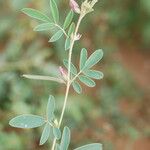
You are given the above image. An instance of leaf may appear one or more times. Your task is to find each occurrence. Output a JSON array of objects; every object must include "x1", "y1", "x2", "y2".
[
  {"x1": 34, "y1": 23, "x2": 55, "y2": 31},
  {"x1": 9, "y1": 114, "x2": 45, "y2": 129},
  {"x1": 84, "y1": 49, "x2": 103, "y2": 69},
  {"x1": 53, "y1": 127, "x2": 61, "y2": 140},
  {"x1": 63, "y1": 11, "x2": 74, "y2": 29},
  {"x1": 22, "y1": 8, "x2": 51, "y2": 22},
  {"x1": 63, "y1": 59, "x2": 77, "y2": 75},
  {"x1": 80, "y1": 48, "x2": 88, "y2": 70},
  {"x1": 49, "y1": 30, "x2": 63, "y2": 42},
  {"x1": 74, "y1": 143, "x2": 102, "y2": 150},
  {"x1": 60, "y1": 127, "x2": 70, "y2": 150},
  {"x1": 68, "y1": 22, "x2": 75, "y2": 36},
  {"x1": 40, "y1": 123, "x2": 51, "y2": 145},
  {"x1": 50, "y1": 0, "x2": 59, "y2": 23},
  {"x1": 47, "y1": 95, "x2": 55, "y2": 122},
  {"x1": 55, "y1": 144, "x2": 60, "y2": 150},
  {"x1": 83, "y1": 70, "x2": 104, "y2": 79},
  {"x1": 65, "y1": 38, "x2": 71, "y2": 50},
  {"x1": 72, "y1": 81, "x2": 82, "y2": 94},
  {"x1": 78, "y1": 75, "x2": 96, "y2": 87}
]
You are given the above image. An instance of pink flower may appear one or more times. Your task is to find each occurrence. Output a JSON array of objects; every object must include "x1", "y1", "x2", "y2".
[
  {"x1": 75, "y1": 33, "x2": 82, "y2": 41},
  {"x1": 69, "y1": 0, "x2": 80, "y2": 14},
  {"x1": 59, "y1": 66, "x2": 68, "y2": 80}
]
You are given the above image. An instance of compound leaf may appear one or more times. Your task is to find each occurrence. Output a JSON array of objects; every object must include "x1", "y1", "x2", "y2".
[
  {"x1": 68, "y1": 22, "x2": 75, "y2": 36},
  {"x1": 22, "y1": 8, "x2": 51, "y2": 22},
  {"x1": 9, "y1": 114, "x2": 45, "y2": 129},
  {"x1": 65, "y1": 38, "x2": 71, "y2": 50}
]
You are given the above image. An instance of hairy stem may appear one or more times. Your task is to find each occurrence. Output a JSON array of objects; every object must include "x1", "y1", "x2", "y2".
[{"x1": 51, "y1": 15, "x2": 83, "y2": 150}]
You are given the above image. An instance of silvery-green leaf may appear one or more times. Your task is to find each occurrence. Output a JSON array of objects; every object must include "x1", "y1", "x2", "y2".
[
  {"x1": 34, "y1": 23, "x2": 55, "y2": 31},
  {"x1": 63, "y1": 11, "x2": 74, "y2": 29},
  {"x1": 78, "y1": 75, "x2": 96, "y2": 87},
  {"x1": 40, "y1": 123, "x2": 51, "y2": 145},
  {"x1": 74, "y1": 143, "x2": 102, "y2": 150},
  {"x1": 60, "y1": 126, "x2": 70, "y2": 150},
  {"x1": 84, "y1": 49, "x2": 103, "y2": 69},
  {"x1": 83, "y1": 70, "x2": 104, "y2": 79},
  {"x1": 47, "y1": 95, "x2": 55, "y2": 122},
  {"x1": 22, "y1": 8, "x2": 51, "y2": 22},
  {"x1": 72, "y1": 81, "x2": 82, "y2": 94},
  {"x1": 53, "y1": 127, "x2": 61, "y2": 140},
  {"x1": 55, "y1": 144, "x2": 60, "y2": 150},
  {"x1": 65, "y1": 38, "x2": 71, "y2": 50},
  {"x1": 63, "y1": 59, "x2": 77, "y2": 75},
  {"x1": 50, "y1": 0, "x2": 59, "y2": 23},
  {"x1": 9, "y1": 114, "x2": 45, "y2": 129},
  {"x1": 49, "y1": 30, "x2": 63, "y2": 42},
  {"x1": 68, "y1": 22, "x2": 75, "y2": 36},
  {"x1": 80, "y1": 48, "x2": 87, "y2": 70}
]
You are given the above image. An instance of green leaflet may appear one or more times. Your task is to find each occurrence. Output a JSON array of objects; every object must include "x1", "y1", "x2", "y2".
[
  {"x1": 34, "y1": 23, "x2": 55, "y2": 31},
  {"x1": 72, "y1": 81, "x2": 82, "y2": 94},
  {"x1": 84, "y1": 49, "x2": 103, "y2": 69},
  {"x1": 47, "y1": 95, "x2": 55, "y2": 122},
  {"x1": 60, "y1": 127, "x2": 70, "y2": 150},
  {"x1": 63, "y1": 11, "x2": 74, "y2": 29},
  {"x1": 49, "y1": 30, "x2": 63, "y2": 42},
  {"x1": 53, "y1": 127, "x2": 61, "y2": 140},
  {"x1": 65, "y1": 38, "x2": 71, "y2": 50},
  {"x1": 63, "y1": 59, "x2": 77, "y2": 75},
  {"x1": 83, "y1": 70, "x2": 104, "y2": 80},
  {"x1": 68, "y1": 22, "x2": 75, "y2": 36},
  {"x1": 40, "y1": 123, "x2": 51, "y2": 145},
  {"x1": 55, "y1": 144, "x2": 60, "y2": 150},
  {"x1": 9, "y1": 114, "x2": 45, "y2": 129},
  {"x1": 78, "y1": 75, "x2": 96, "y2": 87},
  {"x1": 50, "y1": 0, "x2": 59, "y2": 23},
  {"x1": 80, "y1": 48, "x2": 88, "y2": 70},
  {"x1": 22, "y1": 8, "x2": 51, "y2": 22},
  {"x1": 74, "y1": 143, "x2": 102, "y2": 150}
]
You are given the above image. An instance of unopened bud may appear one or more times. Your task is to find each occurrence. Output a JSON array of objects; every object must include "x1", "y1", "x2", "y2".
[
  {"x1": 75, "y1": 33, "x2": 82, "y2": 41},
  {"x1": 59, "y1": 66, "x2": 68, "y2": 81},
  {"x1": 69, "y1": 0, "x2": 81, "y2": 14}
]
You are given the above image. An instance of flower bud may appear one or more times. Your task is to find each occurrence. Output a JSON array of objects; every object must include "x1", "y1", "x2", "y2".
[
  {"x1": 59, "y1": 66, "x2": 68, "y2": 81},
  {"x1": 75, "y1": 33, "x2": 82, "y2": 41},
  {"x1": 69, "y1": 0, "x2": 81, "y2": 14}
]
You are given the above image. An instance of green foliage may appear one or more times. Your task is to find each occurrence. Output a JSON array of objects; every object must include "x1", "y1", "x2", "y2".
[
  {"x1": 9, "y1": 114, "x2": 45, "y2": 128},
  {"x1": 34, "y1": 23, "x2": 55, "y2": 31},
  {"x1": 22, "y1": 8, "x2": 51, "y2": 22},
  {"x1": 63, "y1": 11, "x2": 74, "y2": 29},
  {"x1": 40, "y1": 123, "x2": 51, "y2": 145},
  {"x1": 74, "y1": 143, "x2": 102, "y2": 150},
  {"x1": 53, "y1": 127, "x2": 61, "y2": 140},
  {"x1": 72, "y1": 81, "x2": 82, "y2": 94},
  {"x1": 50, "y1": 0, "x2": 59, "y2": 23},
  {"x1": 80, "y1": 48, "x2": 88, "y2": 70},
  {"x1": 49, "y1": 30, "x2": 64, "y2": 42},
  {"x1": 83, "y1": 70, "x2": 104, "y2": 79},
  {"x1": 47, "y1": 95, "x2": 55, "y2": 122},
  {"x1": 59, "y1": 127, "x2": 70, "y2": 150}
]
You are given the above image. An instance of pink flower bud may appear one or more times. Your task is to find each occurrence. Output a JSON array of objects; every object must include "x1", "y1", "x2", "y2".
[
  {"x1": 75, "y1": 33, "x2": 82, "y2": 41},
  {"x1": 59, "y1": 66, "x2": 68, "y2": 80},
  {"x1": 69, "y1": 0, "x2": 80, "y2": 14}
]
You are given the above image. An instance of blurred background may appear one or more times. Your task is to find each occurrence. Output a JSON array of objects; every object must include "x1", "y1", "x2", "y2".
[{"x1": 0, "y1": 0, "x2": 150, "y2": 150}]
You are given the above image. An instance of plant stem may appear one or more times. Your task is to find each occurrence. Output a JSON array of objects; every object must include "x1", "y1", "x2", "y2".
[{"x1": 51, "y1": 15, "x2": 83, "y2": 150}]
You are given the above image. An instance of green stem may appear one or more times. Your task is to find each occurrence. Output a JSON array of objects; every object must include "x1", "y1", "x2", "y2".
[{"x1": 51, "y1": 15, "x2": 83, "y2": 150}]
